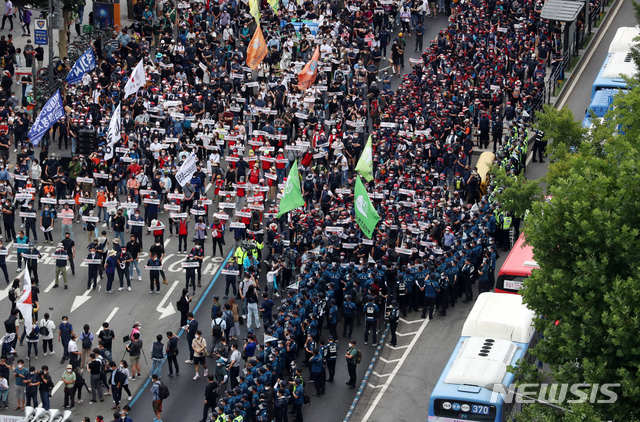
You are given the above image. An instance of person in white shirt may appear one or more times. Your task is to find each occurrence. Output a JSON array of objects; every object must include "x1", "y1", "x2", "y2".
[
  {"x1": 39, "y1": 313, "x2": 56, "y2": 356},
  {"x1": 68, "y1": 336, "x2": 80, "y2": 369},
  {"x1": 210, "y1": 313, "x2": 226, "y2": 351}
]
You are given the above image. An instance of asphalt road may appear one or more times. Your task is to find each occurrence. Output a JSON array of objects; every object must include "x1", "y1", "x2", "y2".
[
  {"x1": 125, "y1": 17, "x2": 452, "y2": 422},
  {"x1": 347, "y1": 2, "x2": 633, "y2": 422},
  {"x1": 0, "y1": 17, "x2": 449, "y2": 422}
]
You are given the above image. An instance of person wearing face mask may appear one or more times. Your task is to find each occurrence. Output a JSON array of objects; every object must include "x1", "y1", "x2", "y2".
[
  {"x1": 191, "y1": 330, "x2": 207, "y2": 380},
  {"x1": 23, "y1": 202, "x2": 37, "y2": 243},
  {"x1": 13, "y1": 358, "x2": 28, "y2": 411},
  {"x1": 62, "y1": 364, "x2": 76, "y2": 410},
  {"x1": 38, "y1": 365, "x2": 52, "y2": 410},
  {"x1": 2, "y1": 199, "x2": 16, "y2": 243},
  {"x1": 108, "y1": 361, "x2": 126, "y2": 411},
  {"x1": 60, "y1": 203, "x2": 74, "y2": 240},
  {"x1": 61, "y1": 232, "x2": 76, "y2": 276},
  {"x1": 128, "y1": 209, "x2": 144, "y2": 249},
  {"x1": 0, "y1": 239, "x2": 9, "y2": 284},
  {"x1": 24, "y1": 365, "x2": 40, "y2": 408},
  {"x1": 113, "y1": 209, "x2": 126, "y2": 246},
  {"x1": 40, "y1": 205, "x2": 55, "y2": 244}
]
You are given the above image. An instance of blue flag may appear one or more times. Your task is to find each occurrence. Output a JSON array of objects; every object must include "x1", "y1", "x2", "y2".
[
  {"x1": 66, "y1": 48, "x2": 96, "y2": 85},
  {"x1": 28, "y1": 90, "x2": 64, "y2": 146}
]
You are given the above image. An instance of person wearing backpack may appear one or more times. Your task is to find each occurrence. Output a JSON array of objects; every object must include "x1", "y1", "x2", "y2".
[
  {"x1": 25, "y1": 318, "x2": 39, "y2": 360},
  {"x1": 210, "y1": 311, "x2": 226, "y2": 353},
  {"x1": 98, "y1": 322, "x2": 115, "y2": 360},
  {"x1": 4, "y1": 308, "x2": 19, "y2": 349},
  {"x1": 150, "y1": 374, "x2": 165, "y2": 422},
  {"x1": 7, "y1": 279, "x2": 20, "y2": 316},
  {"x1": 150, "y1": 334, "x2": 165, "y2": 379},
  {"x1": 363, "y1": 296, "x2": 380, "y2": 346},
  {"x1": 222, "y1": 303, "x2": 235, "y2": 343},
  {"x1": 79, "y1": 324, "x2": 94, "y2": 368},
  {"x1": 345, "y1": 340, "x2": 359, "y2": 389}
]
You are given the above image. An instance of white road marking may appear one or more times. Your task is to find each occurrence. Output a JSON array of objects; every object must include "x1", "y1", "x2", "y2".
[
  {"x1": 387, "y1": 344, "x2": 409, "y2": 350},
  {"x1": 372, "y1": 371, "x2": 391, "y2": 378},
  {"x1": 361, "y1": 317, "x2": 430, "y2": 422},
  {"x1": 51, "y1": 380, "x2": 64, "y2": 396},
  {"x1": 44, "y1": 279, "x2": 57, "y2": 293},
  {"x1": 0, "y1": 284, "x2": 11, "y2": 302},
  {"x1": 378, "y1": 357, "x2": 401, "y2": 364},
  {"x1": 70, "y1": 289, "x2": 92, "y2": 312},
  {"x1": 105, "y1": 307, "x2": 119, "y2": 323},
  {"x1": 556, "y1": 0, "x2": 623, "y2": 110},
  {"x1": 157, "y1": 280, "x2": 180, "y2": 319},
  {"x1": 399, "y1": 318, "x2": 423, "y2": 324},
  {"x1": 164, "y1": 239, "x2": 171, "y2": 247},
  {"x1": 395, "y1": 331, "x2": 419, "y2": 337},
  {"x1": 367, "y1": 383, "x2": 384, "y2": 389}
]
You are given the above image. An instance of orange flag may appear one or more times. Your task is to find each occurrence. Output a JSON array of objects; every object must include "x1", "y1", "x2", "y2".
[
  {"x1": 297, "y1": 46, "x2": 320, "y2": 91},
  {"x1": 246, "y1": 24, "x2": 268, "y2": 70}
]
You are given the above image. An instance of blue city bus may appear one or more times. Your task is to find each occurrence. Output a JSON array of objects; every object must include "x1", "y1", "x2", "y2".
[
  {"x1": 428, "y1": 293, "x2": 538, "y2": 422},
  {"x1": 590, "y1": 27, "x2": 638, "y2": 100},
  {"x1": 582, "y1": 89, "x2": 621, "y2": 130}
]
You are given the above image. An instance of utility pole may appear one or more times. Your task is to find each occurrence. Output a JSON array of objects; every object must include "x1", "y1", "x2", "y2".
[{"x1": 48, "y1": 0, "x2": 53, "y2": 85}]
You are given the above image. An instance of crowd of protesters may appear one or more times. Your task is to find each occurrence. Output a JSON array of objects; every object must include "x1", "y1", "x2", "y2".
[{"x1": 0, "y1": 0, "x2": 561, "y2": 418}]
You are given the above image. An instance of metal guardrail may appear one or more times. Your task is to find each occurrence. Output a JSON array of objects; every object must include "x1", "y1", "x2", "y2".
[{"x1": 531, "y1": 0, "x2": 611, "y2": 116}]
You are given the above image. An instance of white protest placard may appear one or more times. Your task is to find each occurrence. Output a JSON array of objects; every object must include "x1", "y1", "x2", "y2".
[
  {"x1": 221, "y1": 269, "x2": 240, "y2": 276},
  {"x1": 82, "y1": 216, "x2": 100, "y2": 223},
  {"x1": 19, "y1": 212, "x2": 36, "y2": 218},
  {"x1": 77, "y1": 177, "x2": 94, "y2": 184},
  {"x1": 127, "y1": 219, "x2": 146, "y2": 226},
  {"x1": 181, "y1": 261, "x2": 200, "y2": 268},
  {"x1": 145, "y1": 265, "x2": 164, "y2": 270},
  {"x1": 79, "y1": 197, "x2": 96, "y2": 205}
]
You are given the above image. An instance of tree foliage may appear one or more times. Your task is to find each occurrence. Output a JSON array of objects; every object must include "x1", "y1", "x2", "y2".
[
  {"x1": 515, "y1": 403, "x2": 606, "y2": 422},
  {"x1": 522, "y1": 122, "x2": 640, "y2": 419},
  {"x1": 489, "y1": 165, "x2": 543, "y2": 218},
  {"x1": 534, "y1": 104, "x2": 587, "y2": 161}
]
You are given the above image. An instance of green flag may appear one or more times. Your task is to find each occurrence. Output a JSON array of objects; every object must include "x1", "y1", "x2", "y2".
[
  {"x1": 354, "y1": 176, "x2": 380, "y2": 238},
  {"x1": 355, "y1": 135, "x2": 373, "y2": 182},
  {"x1": 276, "y1": 160, "x2": 305, "y2": 218}
]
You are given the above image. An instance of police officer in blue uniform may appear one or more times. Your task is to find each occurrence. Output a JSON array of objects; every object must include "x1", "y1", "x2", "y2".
[
  {"x1": 324, "y1": 336, "x2": 338, "y2": 382},
  {"x1": 421, "y1": 274, "x2": 440, "y2": 320},
  {"x1": 363, "y1": 296, "x2": 379, "y2": 346},
  {"x1": 387, "y1": 301, "x2": 400, "y2": 347}
]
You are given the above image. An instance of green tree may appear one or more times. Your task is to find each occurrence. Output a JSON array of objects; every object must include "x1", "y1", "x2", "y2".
[
  {"x1": 522, "y1": 126, "x2": 640, "y2": 419},
  {"x1": 489, "y1": 165, "x2": 543, "y2": 217},
  {"x1": 534, "y1": 104, "x2": 586, "y2": 162},
  {"x1": 516, "y1": 403, "x2": 605, "y2": 422}
]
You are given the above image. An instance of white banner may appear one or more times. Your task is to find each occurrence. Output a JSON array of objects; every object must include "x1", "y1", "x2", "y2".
[
  {"x1": 176, "y1": 153, "x2": 198, "y2": 187},
  {"x1": 105, "y1": 103, "x2": 121, "y2": 161}
]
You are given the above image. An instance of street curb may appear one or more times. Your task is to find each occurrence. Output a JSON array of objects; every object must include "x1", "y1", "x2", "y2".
[
  {"x1": 343, "y1": 325, "x2": 390, "y2": 422},
  {"x1": 128, "y1": 247, "x2": 235, "y2": 408}
]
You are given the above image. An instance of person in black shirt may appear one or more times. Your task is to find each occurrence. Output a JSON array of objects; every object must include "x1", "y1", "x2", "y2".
[
  {"x1": 62, "y1": 233, "x2": 76, "y2": 276},
  {"x1": 87, "y1": 353, "x2": 104, "y2": 402}
]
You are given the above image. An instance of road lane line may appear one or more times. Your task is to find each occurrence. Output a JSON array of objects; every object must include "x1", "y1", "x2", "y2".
[
  {"x1": 399, "y1": 318, "x2": 423, "y2": 324},
  {"x1": 556, "y1": 0, "x2": 623, "y2": 110},
  {"x1": 128, "y1": 247, "x2": 234, "y2": 409},
  {"x1": 361, "y1": 317, "x2": 430, "y2": 422},
  {"x1": 105, "y1": 307, "x2": 119, "y2": 323},
  {"x1": 51, "y1": 380, "x2": 64, "y2": 396},
  {"x1": 395, "y1": 331, "x2": 419, "y2": 337},
  {"x1": 44, "y1": 279, "x2": 56, "y2": 293}
]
